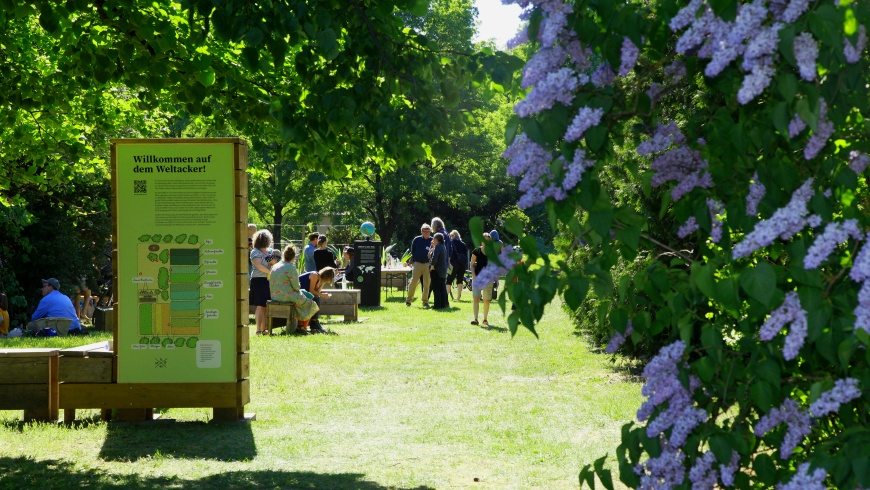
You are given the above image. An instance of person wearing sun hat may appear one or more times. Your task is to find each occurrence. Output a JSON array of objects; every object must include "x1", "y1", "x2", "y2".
[{"x1": 29, "y1": 278, "x2": 82, "y2": 335}]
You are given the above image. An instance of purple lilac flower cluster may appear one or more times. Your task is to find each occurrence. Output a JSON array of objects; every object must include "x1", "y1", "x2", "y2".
[
  {"x1": 639, "y1": 122, "x2": 713, "y2": 202},
  {"x1": 759, "y1": 291, "x2": 808, "y2": 361},
  {"x1": 844, "y1": 25, "x2": 867, "y2": 63},
  {"x1": 637, "y1": 341, "x2": 706, "y2": 448},
  {"x1": 514, "y1": 67, "x2": 579, "y2": 118},
  {"x1": 471, "y1": 245, "x2": 516, "y2": 289},
  {"x1": 807, "y1": 214, "x2": 822, "y2": 228},
  {"x1": 707, "y1": 198, "x2": 724, "y2": 243},
  {"x1": 808, "y1": 378, "x2": 862, "y2": 417},
  {"x1": 788, "y1": 114, "x2": 807, "y2": 138},
  {"x1": 605, "y1": 320, "x2": 633, "y2": 354},
  {"x1": 564, "y1": 107, "x2": 604, "y2": 142},
  {"x1": 803, "y1": 99, "x2": 833, "y2": 160},
  {"x1": 688, "y1": 451, "x2": 718, "y2": 489},
  {"x1": 689, "y1": 450, "x2": 739, "y2": 489},
  {"x1": 637, "y1": 121, "x2": 685, "y2": 156},
  {"x1": 664, "y1": 60, "x2": 686, "y2": 82},
  {"x1": 850, "y1": 151, "x2": 870, "y2": 174},
  {"x1": 635, "y1": 444, "x2": 686, "y2": 490},
  {"x1": 678, "y1": 217, "x2": 699, "y2": 239},
  {"x1": 669, "y1": 0, "x2": 820, "y2": 105},
  {"x1": 591, "y1": 63, "x2": 616, "y2": 87},
  {"x1": 746, "y1": 172, "x2": 765, "y2": 216},
  {"x1": 754, "y1": 398, "x2": 812, "y2": 459},
  {"x1": 803, "y1": 219, "x2": 862, "y2": 269},
  {"x1": 776, "y1": 462, "x2": 826, "y2": 490},
  {"x1": 619, "y1": 37, "x2": 639, "y2": 76},
  {"x1": 851, "y1": 234, "x2": 870, "y2": 334},
  {"x1": 793, "y1": 32, "x2": 819, "y2": 81},
  {"x1": 732, "y1": 178, "x2": 815, "y2": 259}
]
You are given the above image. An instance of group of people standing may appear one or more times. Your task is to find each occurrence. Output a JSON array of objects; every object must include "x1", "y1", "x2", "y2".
[
  {"x1": 250, "y1": 228, "x2": 352, "y2": 335},
  {"x1": 405, "y1": 217, "x2": 500, "y2": 326}
]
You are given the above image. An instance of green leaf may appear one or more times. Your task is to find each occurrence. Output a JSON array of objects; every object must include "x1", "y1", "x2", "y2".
[
  {"x1": 753, "y1": 453, "x2": 778, "y2": 486},
  {"x1": 585, "y1": 125, "x2": 607, "y2": 151},
  {"x1": 564, "y1": 276, "x2": 590, "y2": 311},
  {"x1": 691, "y1": 263, "x2": 716, "y2": 299},
  {"x1": 196, "y1": 67, "x2": 216, "y2": 87},
  {"x1": 751, "y1": 380, "x2": 773, "y2": 412},
  {"x1": 469, "y1": 216, "x2": 484, "y2": 247},
  {"x1": 776, "y1": 73, "x2": 798, "y2": 102},
  {"x1": 739, "y1": 261, "x2": 777, "y2": 307},
  {"x1": 504, "y1": 216, "x2": 524, "y2": 237}
]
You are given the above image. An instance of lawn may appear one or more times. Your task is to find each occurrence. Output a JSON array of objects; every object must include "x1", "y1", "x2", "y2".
[{"x1": 0, "y1": 293, "x2": 641, "y2": 489}]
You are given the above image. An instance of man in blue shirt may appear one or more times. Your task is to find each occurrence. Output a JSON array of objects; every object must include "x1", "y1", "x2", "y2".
[
  {"x1": 405, "y1": 223, "x2": 433, "y2": 307},
  {"x1": 303, "y1": 232, "x2": 319, "y2": 273},
  {"x1": 29, "y1": 278, "x2": 82, "y2": 334}
]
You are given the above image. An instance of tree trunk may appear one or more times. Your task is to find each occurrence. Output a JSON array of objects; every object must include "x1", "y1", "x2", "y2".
[{"x1": 272, "y1": 203, "x2": 284, "y2": 249}]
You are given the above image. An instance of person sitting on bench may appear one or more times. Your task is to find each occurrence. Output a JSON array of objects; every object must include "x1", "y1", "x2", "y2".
[
  {"x1": 29, "y1": 278, "x2": 83, "y2": 335},
  {"x1": 270, "y1": 245, "x2": 320, "y2": 332}
]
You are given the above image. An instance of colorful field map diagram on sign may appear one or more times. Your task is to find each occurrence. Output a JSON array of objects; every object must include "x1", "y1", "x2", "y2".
[{"x1": 136, "y1": 233, "x2": 203, "y2": 347}]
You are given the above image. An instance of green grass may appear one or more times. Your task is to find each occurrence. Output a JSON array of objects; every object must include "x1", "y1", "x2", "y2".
[{"x1": 0, "y1": 293, "x2": 641, "y2": 489}]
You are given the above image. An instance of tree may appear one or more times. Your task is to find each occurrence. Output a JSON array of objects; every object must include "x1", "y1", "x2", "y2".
[{"x1": 491, "y1": 0, "x2": 870, "y2": 488}]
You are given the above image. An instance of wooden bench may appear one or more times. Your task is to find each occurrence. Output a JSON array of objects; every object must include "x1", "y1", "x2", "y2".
[
  {"x1": 319, "y1": 289, "x2": 360, "y2": 322},
  {"x1": 0, "y1": 348, "x2": 60, "y2": 422},
  {"x1": 265, "y1": 301, "x2": 299, "y2": 335},
  {"x1": 58, "y1": 341, "x2": 114, "y2": 423}
]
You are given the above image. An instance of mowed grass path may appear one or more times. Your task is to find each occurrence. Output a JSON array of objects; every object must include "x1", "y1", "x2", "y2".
[{"x1": 0, "y1": 294, "x2": 641, "y2": 489}]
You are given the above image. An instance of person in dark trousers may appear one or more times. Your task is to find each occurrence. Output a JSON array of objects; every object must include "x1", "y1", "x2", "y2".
[
  {"x1": 427, "y1": 217, "x2": 451, "y2": 304},
  {"x1": 447, "y1": 230, "x2": 468, "y2": 301},
  {"x1": 429, "y1": 233, "x2": 450, "y2": 309}
]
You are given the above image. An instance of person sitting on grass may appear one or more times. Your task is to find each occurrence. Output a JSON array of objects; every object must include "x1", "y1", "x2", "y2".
[
  {"x1": 29, "y1": 278, "x2": 83, "y2": 335},
  {"x1": 270, "y1": 245, "x2": 320, "y2": 333},
  {"x1": 299, "y1": 267, "x2": 336, "y2": 334}
]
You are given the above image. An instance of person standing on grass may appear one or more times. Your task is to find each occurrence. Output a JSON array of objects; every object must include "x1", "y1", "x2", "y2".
[
  {"x1": 447, "y1": 230, "x2": 468, "y2": 301},
  {"x1": 405, "y1": 223, "x2": 433, "y2": 307},
  {"x1": 313, "y1": 235, "x2": 339, "y2": 271},
  {"x1": 250, "y1": 229, "x2": 279, "y2": 335},
  {"x1": 299, "y1": 267, "x2": 336, "y2": 334},
  {"x1": 270, "y1": 245, "x2": 319, "y2": 333},
  {"x1": 303, "y1": 232, "x2": 319, "y2": 273},
  {"x1": 469, "y1": 233, "x2": 493, "y2": 326},
  {"x1": 429, "y1": 233, "x2": 450, "y2": 309},
  {"x1": 427, "y1": 217, "x2": 451, "y2": 304}
]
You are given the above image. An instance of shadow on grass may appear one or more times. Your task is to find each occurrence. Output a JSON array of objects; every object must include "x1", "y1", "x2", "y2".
[
  {"x1": 0, "y1": 456, "x2": 435, "y2": 489},
  {"x1": 99, "y1": 420, "x2": 257, "y2": 462},
  {"x1": 479, "y1": 323, "x2": 509, "y2": 333}
]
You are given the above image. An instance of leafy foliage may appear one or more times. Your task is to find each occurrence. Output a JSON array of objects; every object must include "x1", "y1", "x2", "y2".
[{"x1": 497, "y1": 0, "x2": 870, "y2": 488}]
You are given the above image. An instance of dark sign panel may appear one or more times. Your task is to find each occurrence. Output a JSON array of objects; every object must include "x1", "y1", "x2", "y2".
[{"x1": 354, "y1": 240, "x2": 383, "y2": 307}]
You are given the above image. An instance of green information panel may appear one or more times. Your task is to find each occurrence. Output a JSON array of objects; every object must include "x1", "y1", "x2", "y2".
[{"x1": 115, "y1": 141, "x2": 237, "y2": 383}]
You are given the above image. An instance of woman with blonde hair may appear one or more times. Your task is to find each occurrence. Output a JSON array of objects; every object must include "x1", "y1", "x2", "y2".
[
  {"x1": 250, "y1": 229, "x2": 279, "y2": 335},
  {"x1": 270, "y1": 245, "x2": 320, "y2": 333}
]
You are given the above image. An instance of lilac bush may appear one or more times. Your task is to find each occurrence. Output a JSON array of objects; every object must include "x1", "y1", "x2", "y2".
[{"x1": 494, "y1": 0, "x2": 870, "y2": 488}]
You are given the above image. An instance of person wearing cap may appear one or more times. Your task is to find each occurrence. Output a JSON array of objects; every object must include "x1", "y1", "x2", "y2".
[
  {"x1": 29, "y1": 278, "x2": 82, "y2": 334},
  {"x1": 405, "y1": 223, "x2": 433, "y2": 307}
]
